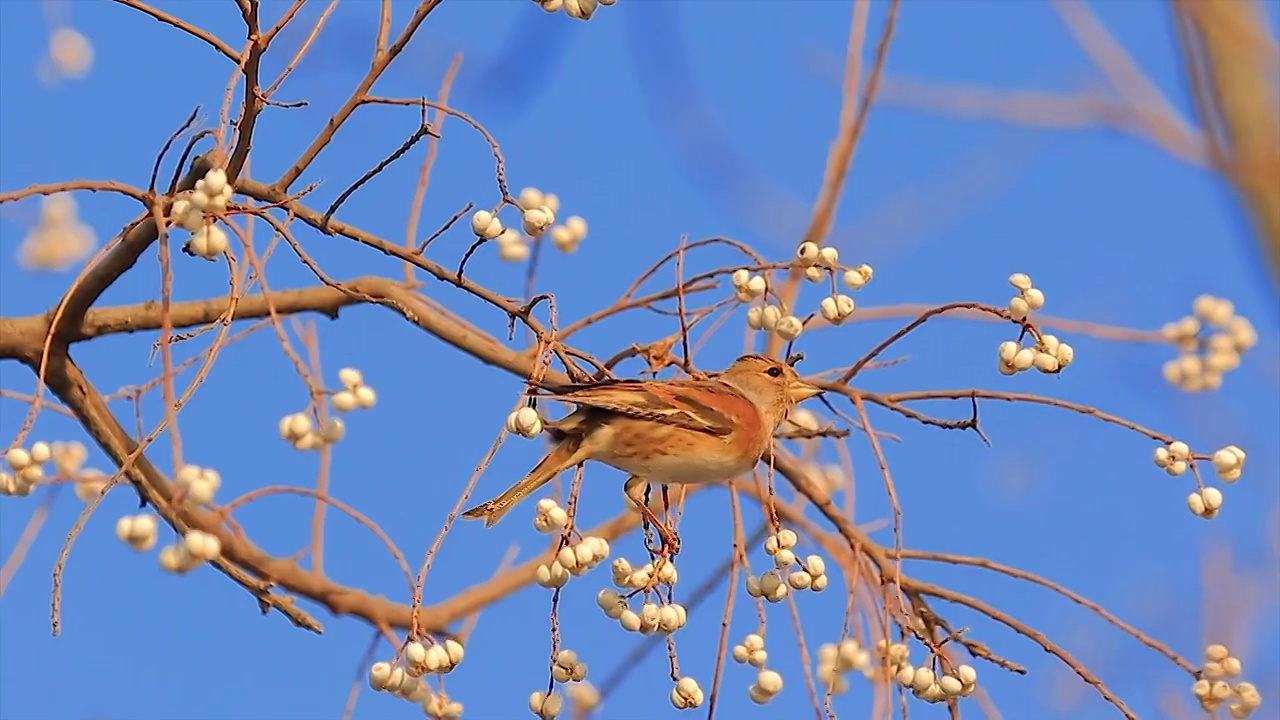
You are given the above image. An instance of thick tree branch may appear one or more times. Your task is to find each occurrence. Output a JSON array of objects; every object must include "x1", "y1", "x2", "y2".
[
  {"x1": 17, "y1": 282, "x2": 362, "y2": 344},
  {"x1": 51, "y1": 158, "x2": 212, "y2": 345}
]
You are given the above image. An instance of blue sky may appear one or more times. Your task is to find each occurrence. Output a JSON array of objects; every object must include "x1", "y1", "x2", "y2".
[{"x1": 2, "y1": 1, "x2": 1278, "y2": 719}]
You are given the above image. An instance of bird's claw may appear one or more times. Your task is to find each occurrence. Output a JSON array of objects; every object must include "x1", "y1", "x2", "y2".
[
  {"x1": 638, "y1": 505, "x2": 680, "y2": 557},
  {"x1": 656, "y1": 524, "x2": 680, "y2": 557}
]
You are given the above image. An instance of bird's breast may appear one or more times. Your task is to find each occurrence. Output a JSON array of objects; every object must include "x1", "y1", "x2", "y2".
[{"x1": 587, "y1": 417, "x2": 766, "y2": 484}]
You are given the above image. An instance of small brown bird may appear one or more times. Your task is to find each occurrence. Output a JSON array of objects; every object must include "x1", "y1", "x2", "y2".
[{"x1": 461, "y1": 354, "x2": 821, "y2": 536}]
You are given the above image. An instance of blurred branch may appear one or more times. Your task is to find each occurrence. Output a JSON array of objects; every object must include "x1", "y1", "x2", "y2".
[
  {"x1": 1172, "y1": 0, "x2": 1280, "y2": 286},
  {"x1": 876, "y1": 77, "x2": 1208, "y2": 166}
]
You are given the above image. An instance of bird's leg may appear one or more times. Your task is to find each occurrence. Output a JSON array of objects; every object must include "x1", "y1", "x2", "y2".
[
  {"x1": 641, "y1": 485, "x2": 680, "y2": 557},
  {"x1": 637, "y1": 501, "x2": 680, "y2": 557},
  {"x1": 659, "y1": 484, "x2": 682, "y2": 556},
  {"x1": 624, "y1": 476, "x2": 681, "y2": 557},
  {"x1": 627, "y1": 476, "x2": 686, "y2": 556}
]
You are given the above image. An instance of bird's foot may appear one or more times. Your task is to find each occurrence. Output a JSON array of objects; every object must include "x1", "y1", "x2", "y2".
[{"x1": 638, "y1": 503, "x2": 680, "y2": 557}]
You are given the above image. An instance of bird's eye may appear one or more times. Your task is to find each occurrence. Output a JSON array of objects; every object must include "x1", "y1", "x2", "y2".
[{"x1": 766, "y1": 366, "x2": 783, "y2": 378}]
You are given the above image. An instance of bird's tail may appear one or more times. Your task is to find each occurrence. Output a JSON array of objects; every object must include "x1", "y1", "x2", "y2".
[{"x1": 461, "y1": 438, "x2": 585, "y2": 528}]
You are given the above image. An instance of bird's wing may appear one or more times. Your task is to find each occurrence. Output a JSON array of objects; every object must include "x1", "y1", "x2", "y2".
[{"x1": 549, "y1": 379, "x2": 741, "y2": 436}]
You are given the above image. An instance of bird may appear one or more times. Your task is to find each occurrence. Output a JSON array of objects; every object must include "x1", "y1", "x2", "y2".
[{"x1": 461, "y1": 354, "x2": 822, "y2": 547}]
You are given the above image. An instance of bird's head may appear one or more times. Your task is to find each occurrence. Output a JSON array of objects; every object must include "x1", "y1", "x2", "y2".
[{"x1": 719, "y1": 353, "x2": 822, "y2": 426}]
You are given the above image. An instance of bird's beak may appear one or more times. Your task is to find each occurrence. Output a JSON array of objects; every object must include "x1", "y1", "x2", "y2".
[{"x1": 788, "y1": 380, "x2": 822, "y2": 403}]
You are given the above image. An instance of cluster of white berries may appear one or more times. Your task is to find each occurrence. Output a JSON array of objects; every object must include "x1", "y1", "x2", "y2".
[
  {"x1": 549, "y1": 217, "x2": 589, "y2": 254},
  {"x1": 51, "y1": 441, "x2": 87, "y2": 475},
  {"x1": 797, "y1": 242, "x2": 875, "y2": 290},
  {"x1": 748, "y1": 668, "x2": 784, "y2": 705},
  {"x1": 783, "y1": 408, "x2": 818, "y2": 434},
  {"x1": 533, "y1": 498, "x2": 570, "y2": 533},
  {"x1": 18, "y1": 193, "x2": 96, "y2": 272},
  {"x1": 2, "y1": 442, "x2": 51, "y2": 496},
  {"x1": 3, "y1": 440, "x2": 107, "y2": 500},
  {"x1": 370, "y1": 662, "x2": 438, "y2": 706},
  {"x1": 816, "y1": 639, "x2": 874, "y2": 694},
  {"x1": 875, "y1": 639, "x2": 911, "y2": 673},
  {"x1": 669, "y1": 677, "x2": 704, "y2": 710},
  {"x1": 783, "y1": 413, "x2": 850, "y2": 495},
  {"x1": 470, "y1": 208, "x2": 505, "y2": 240},
  {"x1": 174, "y1": 463, "x2": 221, "y2": 505},
  {"x1": 795, "y1": 241, "x2": 839, "y2": 281},
  {"x1": 114, "y1": 514, "x2": 159, "y2": 552},
  {"x1": 744, "y1": 570, "x2": 787, "y2": 603},
  {"x1": 369, "y1": 641, "x2": 465, "y2": 719},
  {"x1": 746, "y1": 304, "x2": 805, "y2": 341},
  {"x1": 1193, "y1": 644, "x2": 1262, "y2": 717},
  {"x1": 1186, "y1": 485, "x2": 1226, "y2": 520},
  {"x1": 529, "y1": 691, "x2": 563, "y2": 719},
  {"x1": 894, "y1": 661, "x2": 978, "y2": 703},
  {"x1": 172, "y1": 168, "x2": 234, "y2": 261},
  {"x1": 814, "y1": 464, "x2": 847, "y2": 497},
  {"x1": 741, "y1": 243, "x2": 874, "y2": 337},
  {"x1": 843, "y1": 263, "x2": 874, "y2": 291},
  {"x1": 537, "y1": 0, "x2": 617, "y2": 21},
  {"x1": 494, "y1": 228, "x2": 532, "y2": 263},
  {"x1": 421, "y1": 693, "x2": 464, "y2": 720},
  {"x1": 158, "y1": 530, "x2": 222, "y2": 573},
  {"x1": 520, "y1": 188, "x2": 558, "y2": 236},
  {"x1": 876, "y1": 640, "x2": 977, "y2": 704},
  {"x1": 1153, "y1": 441, "x2": 1246, "y2": 519},
  {"x1": 596, "y1": 588, "x2": 688, "y2": 634},
  {"x1": 732, "y1": 633, "x2": 768, "y2": 668},
  {"x1": 44, "y1": 26, "x2": 94, "y2": 81},
  {"x1": 731, "y1": 269, "x2": 769, "y2": 303},
  {"x1": 551, "y1": 648, "x2": 589, "y2": 684},
  {"x1": 1185, "y1": 488, "x2": 1224, "y2": 521},
  {"x1": 746, "y1": 529, "x2": 828, "y2": 602},
  {"x1": 1211, "y1": 445, "x2": 1247, "y2": 482},
  {"x1": 1161, "y1": 295, "x2": 1258, "y2": 393},
  {"x1": 1005, "y1": 273, "x2": 1045, "y2": 321},
  {"x1": 602, "y1": 560, "x2": 687, "y2": 636},
  {"x1": 278, "y1": 411, "x2": 345, "y2": 451},
  {"x1": 523, "y1": 187, "x2": 587, "y2": 254},
  {"x1": 114, "y1": 486, "x2": 224, "y2": 572},
  {"x1": 819, "y1": 293, "x2": 857, "y2": 325},
  {"x1": 997, "y1": 333, "x2": 1074, "y2": 376},
  {"x1": 566, "y1": 683, "x2": 601, "y2": 713},
  {"x1": 535, "y1": 536, "x2": 611, "y2": 588},
  {"x1": 485, "y1": 187, "x2": 589, "y2": 262},
  {"x1": 611, "y1": 557, "x2": 678, "y2": 589},
  {"x1": 1153, "y1": 440, "x2": 1194, "y2": 477},
  {"x1": 405, "y1": 639, "x2": 466, "y2": 676},
  {"x1": 73, "y1": 469, "x2": 110, "y2": 502},
  {"x1": 506, "y1": 407, "x2": 544, "y2": 438},
  {"x1": 730, "y1": 634, "x2": 783, "y2": 705},
  {"x1": 332, "y1": 368, "x2": 378, "y2": 413}
]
